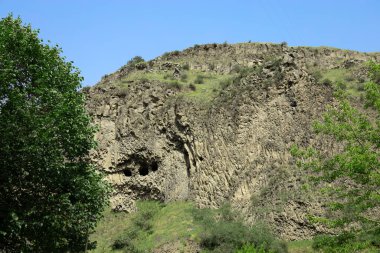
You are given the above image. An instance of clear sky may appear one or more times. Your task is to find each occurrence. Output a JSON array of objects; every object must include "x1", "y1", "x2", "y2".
[{"x1": 1, "y1": 0, "x2": 379, "y2": 86}]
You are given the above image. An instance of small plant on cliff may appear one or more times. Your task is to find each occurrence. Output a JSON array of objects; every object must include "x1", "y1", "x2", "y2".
[
  {"x1": 125, "y1": 56, "x2": 145, "y2": 71},
  {"x1": 0, "y1": 15, "x2": 110, "y2": 252},
  {"x1": 291, "y1": 62, "x2": 380, "y2": 252}
]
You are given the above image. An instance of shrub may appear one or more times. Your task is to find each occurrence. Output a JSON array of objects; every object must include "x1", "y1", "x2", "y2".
[
  {"x1": 344, "y1": 74, "x2": 355, "y2": 82},
  {"x1": 335, "y1": 80, "x2": 347, "y2": 89},
  {"x1": 189, "y1": 83, "x2": 196, "y2": 91},
  {"x1": 357, "y1": 82, "x2": 365, "y2": 91},
  {"x1": 311, "y1": 70, "x2": 322, "y2": 82},
  {"x1": 127, "y1": 56, "x2": 144, "y2": 67},
  {"x1": 192, "y1": 204, "x2": 287, "y2": 253},
  {"x1": 168, "y1": 81, "x2": 182, "y2": 90},
  {"x1": 172, "y1": 50, "x2": 180, "y2": 56},
  {"x1": 195, "y1": 75, "x2": 205, "y2": 84},
  {"x1": 180, "y1": 73, "x2": 188, "y2": 82},
  {"x1": 115, "y1": 88, "x2": 128, "y2": 97},
  {"x1": 218, "y1": 78, "x2": 233, "y2": 90},
  {"x1": 182, "y1": 63, "x2": 190, "y2": 70},
  {"x1": 236, "y1": 244, "x2": 274, "y2": 253},
  {"x1": 232, "y1": 65, "x2": 243, "y2": 74},
  {"x1": 322, "y1": 78, "x2": 333, "y2": 86},
  {"x1": 139, "y1": 77, "x2": 149, "y2": 83},
  {"x1": 135, "y1": 61, "x2": 147, "y2": 70}
]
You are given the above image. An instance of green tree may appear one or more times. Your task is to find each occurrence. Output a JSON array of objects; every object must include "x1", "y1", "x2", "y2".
[
  {"x1": 291, "y1": 62, "x2": 380, "y2": 251},
  {"x1": 0, "y1": 15, "x2": 109, "y2": 252}
]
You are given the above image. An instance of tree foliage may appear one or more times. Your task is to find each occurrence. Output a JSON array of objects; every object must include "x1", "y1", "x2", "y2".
[
  {"x1": 0, "y1": 15, "x2": 109, "y2": 252},
  {"x1": 291, "y1": 62, "x2": 380, "y2": 250}
]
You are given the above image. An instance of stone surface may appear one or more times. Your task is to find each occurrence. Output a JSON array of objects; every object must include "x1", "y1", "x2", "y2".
[{"x1": 85, "y1": 43, "x2": 379, "y2": 240}]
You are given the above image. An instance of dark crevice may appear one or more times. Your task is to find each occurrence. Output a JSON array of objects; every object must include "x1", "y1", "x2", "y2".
[
  {"x1": 151, "y1": 161, "x2": 159, "y2": 172},
  {"x1": 139, "y1": 167, "x2": 149, "y2": 176},
  {"x1": 123, "y1": 169, "x2": 132, "y2": 177},
  {"x1": 117, "y1": 154, "x2": 160, "y2": 177},
  {"x1": 184, "y1": 149, "x2": 191, "y2": 177}
]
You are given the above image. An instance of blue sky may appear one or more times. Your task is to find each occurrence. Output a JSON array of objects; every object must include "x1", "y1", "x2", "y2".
[{"x1": 1, "y1": 0, "x2": 379, "y2": 86}]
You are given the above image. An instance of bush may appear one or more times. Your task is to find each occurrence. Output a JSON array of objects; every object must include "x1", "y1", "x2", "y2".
[
  {"x1": 139, "y1": 77, "x2": 149, "y2": 83},
  {"x1": 182, "y1": 63, "x2": 190, "y2": 70},
  {"x1": 172, "y1": 50, "x2": 180, "y2": 56},
  {"x1": 163, "y1": 73, "x2": 173, "y2": 80},
  {"x1": 195, "y1": 74, "x2": 205, "y2": 84},
  {"x1": 127, "y1": 56, "x2": 145, "y2": 68},
  {"x1": 311, "y1": 71, "x2": 322, "y2": 82},
  {"x1": 180, "y1": 73, "x2": 188, "y2": 82},
  {"x1": 335, "y1": 80, "x2": 347, "y2": 89},
  {"x1": 168, "y1": 81, "x2": 182, "y2": 90},
  {"x1": 192, "y1": 204, "x2": 287, "y2": 253},
  {"x1": 322, "y1": 78, "x2": 333, "y2": 86},
  {"x1": 189, "y1": 83, "x2": 196, "y2": 91},
  {"x1": 344, "y1": 74, "x2": 355, "y2": 82},
  {"x1": 236, "y1": 244, "x2": 274, "y2": 253}
]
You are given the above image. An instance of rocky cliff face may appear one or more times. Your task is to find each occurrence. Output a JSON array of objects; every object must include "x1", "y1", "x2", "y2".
[{"x1": 84, "y1": 43, "x2": 379, "y2": 240}]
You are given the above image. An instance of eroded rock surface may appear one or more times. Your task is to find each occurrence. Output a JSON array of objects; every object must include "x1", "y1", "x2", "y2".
[{"x1": 85, "y1": 43, "x2": 379, "y2": 239}]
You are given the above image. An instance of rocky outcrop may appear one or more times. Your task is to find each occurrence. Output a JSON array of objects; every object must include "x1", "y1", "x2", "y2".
[{"x1": 85, "y1": 43, "x2": 378, "y2": 240}]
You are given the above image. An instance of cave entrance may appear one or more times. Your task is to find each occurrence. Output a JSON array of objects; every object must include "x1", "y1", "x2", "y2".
[
  {"x1": 151, "y1": 161, "x2": 159, "y2": 172},
  {"x1": 123, "y1": 169, "x2": 132, "y2": 177},
  {"x1": 139, "y1": 166, "x2": 149, "y2": 176}
]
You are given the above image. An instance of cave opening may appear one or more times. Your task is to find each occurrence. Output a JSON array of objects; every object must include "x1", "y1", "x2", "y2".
[
  {"x1": 184, "y1": 150, "x2": 191, "y2": 177},
  {"x1": 139, "y1": 167, "x2": 149, "y2": 176},
  {"x1": 123, "y1": 169, "x2": 132, "y2": 177},
  {"x1": 151, "y1": 161, "x2": 159, "y2": 172}
]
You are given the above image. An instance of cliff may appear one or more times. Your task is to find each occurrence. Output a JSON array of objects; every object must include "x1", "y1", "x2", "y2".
[{"x1": 84, "y1": 42, "x2": 379, "y2": 240}]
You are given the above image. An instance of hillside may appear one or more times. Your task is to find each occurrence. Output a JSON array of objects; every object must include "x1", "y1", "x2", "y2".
[{"x1": 84, "y1": 42, "x2": 380, "y2": 243}]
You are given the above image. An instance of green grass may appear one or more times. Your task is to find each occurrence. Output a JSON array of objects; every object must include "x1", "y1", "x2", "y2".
[
  {"x1": 288, "y1": 240, "x2": 314, "y2": 253},
  {"x1": 319, "y1": 68, "x2": 367, "y2": 97},
  {"x1": 89, "y1": 201, "x2": 199, "y2": 253},
  {"x1": 89, "y1": 208, "x2": 132, "y2": 253},
  {"x1": 135, "y1": 201, "x2": 200, "y2": 252},
  {"x1": 116, "y1": 69, "x2": 234, "y2": 102}
]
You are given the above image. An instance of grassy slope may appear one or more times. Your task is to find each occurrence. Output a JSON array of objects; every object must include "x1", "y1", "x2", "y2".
[
  {"x1": 115, "y1": 69, "x2": 234, "y2": 103},
  {"x1": 288, "y1": 240, "x2": 314, "y2": 253},
  {"x1": 319, "y1": 68, "x2": 367, "y2": 97},
  {"x1": 89, "y1": 201, "x2": 199, "y2": 253},
  {"x1": 91, "y1": 200, "x2": 311, "y2": 253},
  {"x1": 89, "y1": 209, "x2": 132, "y2": 253}
]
